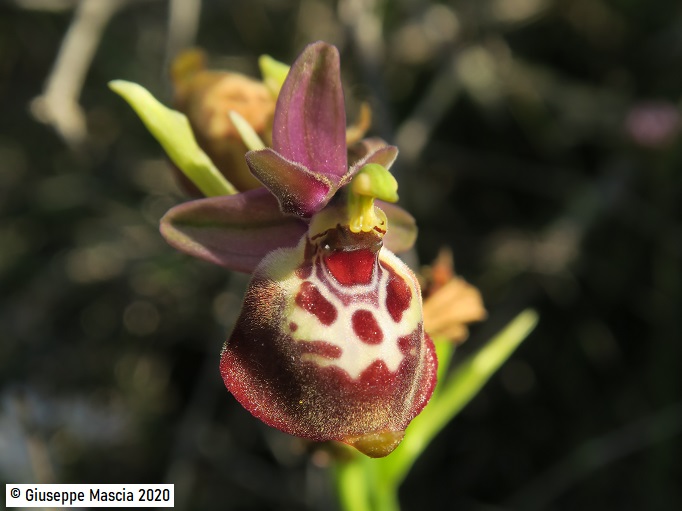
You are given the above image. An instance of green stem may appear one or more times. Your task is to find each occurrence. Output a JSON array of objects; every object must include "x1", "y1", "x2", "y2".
[
  {"x1": 336, "y1": 455, "x2": 401, "y2": 511},
  {"x1": 373, "y1": 481, "x2": 401, "y2": 511},
  {"x1": 377, "y1": 309, "x2": 539, "y2": 485},
  {"x1": 336, "y1": 456, "x2": 373, "y2": 511},
  {"x1": 334, "y1": 309, "x2": 539, "y2": 511}
]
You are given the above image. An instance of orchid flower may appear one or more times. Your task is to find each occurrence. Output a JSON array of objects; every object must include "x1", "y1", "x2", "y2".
[
  {"x1": 109, "y1": 42, "x2": 541, "y2": 511},
  {"x1": 112, "y1": 41, "x2": 437, "y2": 458}
]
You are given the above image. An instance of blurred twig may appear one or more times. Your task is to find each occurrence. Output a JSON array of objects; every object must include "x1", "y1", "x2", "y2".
[
  {"x1": 30, "y1": 0, "x2": 130, "y2": 150},
  {"x1": 508, "y1": 401, "x2": 682, "y2": 510},
  {"x1": 394, "y1": 51, "x2": 463, "y2": 167},
  {"x1": 164, "y1": 0, "x2": 202, "y2": 78},
  {"x1": 338, "y1": 0, "x2": 393, "y2": 141},
  {"x1": 164, "y1": 345, "x2": 223, "y2": 510},
  {"x1": 12, "y1": 0, "x2": 79, "y2": 10},
  {"x1": 12, "y1": 391, "x2": 57, "y2": 484}
]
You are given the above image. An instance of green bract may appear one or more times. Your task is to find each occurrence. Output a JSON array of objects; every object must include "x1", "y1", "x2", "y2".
[
  {"x1": 109, "y1": 80, "x2": 236, "y2": 197},
  {"x1": 258, "y1": 55, "x2": 290, "y2": 97}
]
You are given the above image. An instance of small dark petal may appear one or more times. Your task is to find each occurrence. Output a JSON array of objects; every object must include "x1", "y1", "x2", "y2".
[
  {"x1": 341, "y1": 141, "x2": 399, "y2": 187},
  {"x1": 347, "y1": 137, "x2": 396, "y2": 167},
  {"x1": 246, "y1": 148, "x2": 335, "y2": 218}
]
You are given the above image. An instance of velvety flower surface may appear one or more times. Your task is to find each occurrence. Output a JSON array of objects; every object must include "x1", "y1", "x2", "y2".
[
  {"x1": 223, "y1": 223, "x2": 437, "y2": 457},
  {"x1": 162, "y1": 41, "x2": 436, "y2": 457}
]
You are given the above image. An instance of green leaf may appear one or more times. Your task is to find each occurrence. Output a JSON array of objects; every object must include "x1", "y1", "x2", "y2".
[
  {"x1": 432, "y1": 336, "x2": 456, "y2": 397},
  {"x1": 334, "y1": 309, "x2": 539, "y2": 511},
  {"x1": 109, "y1": 80, "x2": 236, "y2": 197},
  {"x1": 377, "y1": 309, "x2": 539, "y2": 485}
]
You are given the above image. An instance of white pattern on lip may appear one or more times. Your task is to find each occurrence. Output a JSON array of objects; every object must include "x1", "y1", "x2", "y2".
[{"x1": 273, "y1": 236, "x2": 422, "y2": 380}]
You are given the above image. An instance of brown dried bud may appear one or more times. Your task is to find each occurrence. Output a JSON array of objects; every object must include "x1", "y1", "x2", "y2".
[
  {"x1": 171, "y1": 49, "x2": 276, "y2": 192},
  {"x1": 422, "y1": 248, "x2": 487, "y2": 343}
]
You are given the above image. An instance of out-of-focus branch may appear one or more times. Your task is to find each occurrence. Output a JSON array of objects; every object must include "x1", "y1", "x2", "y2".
[
  {"x1": 30, "y1": 0, "x2": 130, "y2": 149},
  {"x1": 164, "y1": 0, "x2": 201, "y2": 74},
  {"x1": 508, "y1": 401, "x2": 682, "y2": 510},
  {"x1": 12, "y1": 0, "x2": 78, "y2": 11},
  {"x1": 394, "y1": 52, "x2": 462, "y2": 167},
  {"x1": 13, "y1": 392, "x2": 57, "y2": 484},
  {"x1": 338, "y1": 0, "x2": 384, "y2": 64},
  {"x1": 338, "y1": 0, "x2": 393, "y2": 141}
]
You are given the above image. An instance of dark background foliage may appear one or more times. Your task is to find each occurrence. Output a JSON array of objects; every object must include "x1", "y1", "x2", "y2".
[{"x1": 1, "y1": 1, "x2": 681, "y2": 510}]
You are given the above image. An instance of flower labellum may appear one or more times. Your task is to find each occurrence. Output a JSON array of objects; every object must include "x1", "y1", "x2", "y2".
[
  {"x1": 219, "y1": 42, "x2": 437, "y2": 457},
  {"x1": 222, "y1": 206, "x2": 437, "y2": 457}
]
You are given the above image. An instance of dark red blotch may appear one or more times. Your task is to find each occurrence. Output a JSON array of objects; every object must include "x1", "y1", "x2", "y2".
[
  {"x1": 295, "y1": 281, "x2": 337, "y2": 325},
  {"x1": 324, "y1": 249, "x2": 375, "y2": 286},
  {"x1": 352, "y1": 309, "x2": 383, "y2": 344},
  {"x1": 385, "y1": 266, "x2": 412, "y2": 322}
]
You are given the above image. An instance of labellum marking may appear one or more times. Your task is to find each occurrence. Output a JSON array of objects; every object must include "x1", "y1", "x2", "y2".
[
  {"x1": 351, "y1": 309, "x2": 383, "y2": 344},
  {"x1": 323, "y1": 249, "x2": 375, "y2": 285},
  {"x1": 385, "y1": 265, "x2": 413, "y2": 323},
  {"x1": 284, "y1": 237, "x2": 421, "y2": 380},
  {"x1": 221, "y1": 225, "x2": 437, "y2": 454},
  {"x1": 294, "y1": 281, "x2": 337, "y2": 326}
]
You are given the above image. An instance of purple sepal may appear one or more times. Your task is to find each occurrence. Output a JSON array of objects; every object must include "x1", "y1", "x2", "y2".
[
  {"x1": 160, "y1": 188, "x2": 307, "y2": 273},
  {"x1": 272, "y1": 41, "x2": 347, "y2": 179}
]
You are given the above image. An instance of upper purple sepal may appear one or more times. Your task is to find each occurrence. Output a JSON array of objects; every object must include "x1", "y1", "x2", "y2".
[
  {"x1": 246, "y1": 41, "x2": 349, "y2": 218},
  {"x1": 272, "y1": 41, "x2": 347, "y2": 180}
]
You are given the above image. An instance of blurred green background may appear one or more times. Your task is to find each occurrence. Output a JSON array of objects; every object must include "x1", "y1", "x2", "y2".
[{"x1": 1, "y1": 0, "x2": 681, "y2": 509}]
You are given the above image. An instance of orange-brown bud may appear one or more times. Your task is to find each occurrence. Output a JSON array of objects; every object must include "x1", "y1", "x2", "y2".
[
  {"x1": 422, "y1": 248, "x2": 487, "y2": 344},
  {"x1": 171, "y1": 49, "x2": 276, "y2": 192}
]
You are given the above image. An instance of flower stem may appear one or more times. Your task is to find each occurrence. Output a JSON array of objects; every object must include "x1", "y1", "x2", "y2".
[
  {"x1": 376, "y1": 309, "x2": 539, "y2": 485},
  {"x1": 336, "y1": 454, "x2": 400, "y2": 511},
  {"x1": 333, "y1": 309, "x2": 539, "y2": 511},
  {"x1": 335, "y1": 456, "x2": 372, "y2": 511}
]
